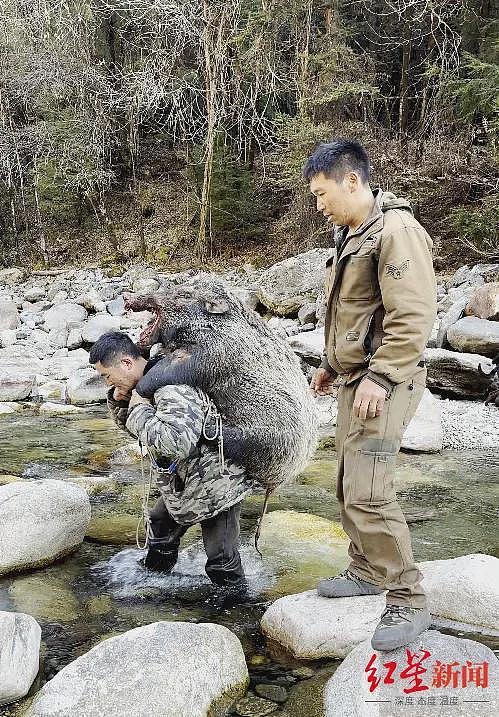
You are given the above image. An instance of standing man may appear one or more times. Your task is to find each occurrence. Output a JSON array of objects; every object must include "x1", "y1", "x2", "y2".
[{"x1": 305, "y1": 139, "x2": 437, "y2": 651}]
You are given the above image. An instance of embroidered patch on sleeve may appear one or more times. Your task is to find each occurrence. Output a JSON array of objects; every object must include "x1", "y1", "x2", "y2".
[{"x1": 385, "y1": 260, "x2": 410, "y2": 279}]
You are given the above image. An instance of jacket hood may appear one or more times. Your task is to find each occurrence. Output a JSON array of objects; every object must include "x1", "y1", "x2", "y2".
[{"x1": 378, "y1": 189, "x2": 413, "y2": 214}]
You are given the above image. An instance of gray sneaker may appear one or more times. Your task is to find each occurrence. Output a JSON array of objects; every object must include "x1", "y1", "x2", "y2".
[
  {"x1": 317, "y1": 569, "x2": 385, "y2": 598},
  {"x1": 371, "y1": 605, "x2": 431, "y2": 651}
]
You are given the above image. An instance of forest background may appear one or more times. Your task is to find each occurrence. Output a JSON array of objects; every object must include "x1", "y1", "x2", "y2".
[{"x1": 0, "y1": 0, "x2": 497, "y2": 272}]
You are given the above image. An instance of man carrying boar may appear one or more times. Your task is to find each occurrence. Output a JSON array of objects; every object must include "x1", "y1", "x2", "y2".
[
  {"x1": 306, "y1": 139, "x2": 437, "y2": 651},
  {"x1": 90, "y1": 331, "x2": 254, "y2": 603}
]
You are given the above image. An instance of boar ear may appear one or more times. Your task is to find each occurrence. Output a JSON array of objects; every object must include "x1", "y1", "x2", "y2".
[{"x1": 203, "y1": 294, "x2": 229, "y2": 314}]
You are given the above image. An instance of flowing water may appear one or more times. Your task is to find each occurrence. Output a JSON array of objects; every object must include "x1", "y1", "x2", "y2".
[{"x1": 0, "y1": 407, "x2": 498, "y2": 716}]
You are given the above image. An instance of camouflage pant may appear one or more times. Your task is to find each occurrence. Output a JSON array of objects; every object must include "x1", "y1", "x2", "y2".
[{"x1": 148, "y1": 497, "x2": 245, "y2": 587}]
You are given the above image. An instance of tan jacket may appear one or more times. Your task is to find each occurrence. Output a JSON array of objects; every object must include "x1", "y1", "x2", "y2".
[{"x1": 321, "y1": 189, "x2": 437, "y2": 389}]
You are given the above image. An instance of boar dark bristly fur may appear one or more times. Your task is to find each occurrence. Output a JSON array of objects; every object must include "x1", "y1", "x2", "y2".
[{"x1": 124, "y1": 276, "x2": 319, "y2": 490}]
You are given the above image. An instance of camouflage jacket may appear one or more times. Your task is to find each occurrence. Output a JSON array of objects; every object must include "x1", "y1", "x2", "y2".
[{"x1": 107, "y1": 385, "x2": 254, "y2": 525}]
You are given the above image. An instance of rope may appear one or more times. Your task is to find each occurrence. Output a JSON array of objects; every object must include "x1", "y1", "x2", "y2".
[
  {"x1": 136, "y1": 440, "x2": 154, "y2": 550},
  {"x1": 201, "y1": 394, "x2": 225, "y2": 474}
]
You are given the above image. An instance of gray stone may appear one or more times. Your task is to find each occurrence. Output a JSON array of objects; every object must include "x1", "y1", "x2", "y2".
[
  {"x1": 0, "y1": 402, "x2": 24, "y2": 415},
  {"x1": 75, "y1": 289, "x2": 106, "y2": 313},
  {"x1": 37, "y1": 380, "x2": 65, "y2": 401},
  {"x1": 254, "y1": 684, "x2": 288, "y2": 704},
  {"x1": 315, "y1": 290, "x2": 327, "y2": 328},
  {"x1": 40, "y1": 348, "x2": 90, "y2": 380},
  {"x1": 39, "y1": 402, "x2": 84, "y2": 415},
  {"x1": 26, "y1": 621, "x2": 248, "y2": 717},
  {"x1": 23, "y1": 286, "x2": 46, "y2": 302},
  {"x1": 81, "y1": 314, "x2": 121, "y2": 343},
  {"x1": 420, "y1": 553, "x2": 499, "y2": 630},
  {"x1": 132, "y1": 276, "x2": 160, "y2": 293},
  {"x1": 66, "y1": 326, "x2": 83, "y2": 350},
  {"x1": 257, "y1": 249, "x2": 332, "y2": 316},
  {"x1": 0, "y1": 268, "x2": 25, "y2": 286},
  {"x1": 298, "y1": 302, "x2": 317, "y2": 325},
  {"x1": 424, "y1": 347, "x2": 494, "y2": 398},
  {"x1": 234, "y1": 695, "x2": 278, "y2": 716},
  {"x1": 441, "y1": 399, "x2": 499, "y2": 449},
  {"x1": 448, "y1": 265, "x2": 471, "y2": 288},
  {"x1": 106, "y1": 296, "x2": 126, "y2": 316},
  {"x1": 472, "y1": 262, "x2": 499, "y2": 283},
  {"x1": 0, "y1": 299, "x2": 20, "y2": 330},
  {"x1": 0, "y1": 611, "x2": 41, "y2": 706},
  {"x1": 0, "y1": 329, "x2": 17, "y2": 347},
  {"x1": 466, "y1": 282, "x2": 499, "y2": 321},
  {"x1": 300, "y1": 322, "x2": 315, "y2": 332},
  {"x1": 0, "y1": 372, "x2": 35, "y2": 401},
  {"x1": 287, "y1": 327, "x2": 324, "y2": 366},
  {"x1": 436, "y1": 297, "x2": 468, "y2": 348},
  {"x1": 324, "y1": 632, "x2": 499, "y2": 717},
  {"x1": 47, "y1": 326, "x2": 69, "y2": 348},
  {"x1": 0, "y1": 479, "x2": 90, "y2": 576},
  {"x1": 44, "y1": 303, "x2": 87, "y2": 332},
  {"x1": 66, "y1": 367, "x2": 107, "y2": 405},
  {"x1": 0, "y1": 346, "x2": 45, "y2": 375},
  {"x1": 228, "y1": 286, "x2": 260, "y2": 312},
  {"x1": 401, "y1": 389, "x2": 442, "y2": 453},
  {"x1": 447, "y1": 316, "x2": 499, "y2": 357},
  {"x1": 51, "y1": 290, "x2": 69, "y2": 304}
]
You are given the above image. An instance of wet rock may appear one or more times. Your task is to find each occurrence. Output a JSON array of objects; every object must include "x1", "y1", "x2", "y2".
[
  {"x1": 324, "y1": 631, "x2": 499, "y2": 717},
  {"x1": 111, "y1": 442, "x2": 146, "y2": 465},
  {"x1": 291, "y1": 667, "x2": 315, "y2": 680},
  {"x1": 0, "y1": 479, "x2": 91, "y2": 576},
  {"x1": 81, "y1": 314, "x2": 121, "y2": 343},
  {"x1": 257, "y1": 249, "x2": 331, "y2": 316},
  {"x1": 420, "y1": 553, "x2": 499, "y2": 630},
  {"x1": 36, "y1": 380, "x2": 65, "y2": 401},
  {"x1": 25, "y1": 621, "x2": 248, "y2": 717},
  {"x1": 0, "y1": 611, "x2": 41, "y2": 706},
  {"x1": 234, "y1": 694, "x2": 278, "y2": 716},
  {"x1": 86, "y1": 513, "x2": 142, "y2": 545},
  {"x1": 66, "y1": 367, "x2": 107, "y2": 405},
  {"x1": 39, "y1": 402, "x2": 84, "y2": 415},
  {"x1": 254, "y1": 684, "x2": 288, "y2": 703},
  {"x1": 424, "y1": 348, "x2": 493, "y2": 398},
  {"x1": 287, "y1": 327, "x2": 324, "y2": 367},
  {"x1": 0, "y1": 299, "x2": 20, "y2": 330},
  {"x1": 401, "y1": 388, "x2": 442, "y2": 453},
  {"x1": 447, "y1": 316, "x2": 499, "y2": 357},
  {"x1": 44, "y1": 303, "x2": 88, "y2": 332},
  {"x1": 9, "y1": 574, "x2": 81, "y2": 623},
  {"x1": 0, "y1": 372, "x2": 35, "y2": 401},
  {"x1": 466, "y1": 282, "x2": 499, "y2": 321},
  {"x1": 261, "y1": 590, "x2": 385, "y2": 659}
]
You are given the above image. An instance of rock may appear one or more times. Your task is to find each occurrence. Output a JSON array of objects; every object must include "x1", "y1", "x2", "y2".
[
  {"x1": 401, "y1": 389, "x2": 442, "y2": 453},
  {"x1": 39, "y1": 402, "x2": 84, "y2": 415},
  {"x1": 324, "y1": 631, "x2": 499, "y2": 717},
  {"x1": 76, "y1": 289, "x2": 106, "y2": 313},
  {"x1": 111, "y1": 442, "x2": 146, "y2": 465},
  {"x1": 51, "y1": 290, "x2": 69, "y2": 304},
  {"x1": 228, "y1": 287, "x2": 260, "y2": 312},
  {"x1": 420, "y1": 554, "x2": 499, "y2": 630},
  {"x1": 426, "y1": 318, "x2": 439, "y2": 348},
  {"x1": 424, "y1": 348, "x2": 493, "y2": 398},
  {"x1": 268, "y1": 317, "x2": 302, "y2": 337},
  {"x1": 0, "y1": 402, "x2": 24, "y2": 415},
  {"x1": 25, "y1": 621, "x2": 248, "y2": 717},
  {"x1": 447, "y1": 316, "x2": 499, "y2": 357},
  {"x1": 315, "y1": 290, "x2": 327, "y2": 328},
  {"x1": 261, "y1": 591, "x2": 385, "y2": 659},
  {"x1": 120, "y1": 310, "x2": 153, "y2": 330},
  {"x1": 0, "y1": 329, "x2": 17, "y2": 347},
  {"x1": 234, "y1": 695, "x2": 278, "y2": 716},
  {"x1": 298, "y1": 303, "x2": 317, "y2": 325},
  {"x1": 0, "y1": 479, "x2": 90, "y2": 576},
  {"x1": 66, "y1": 325, "x2": 83, "y2": 350},
  {"x1": 47, "y1": 326, "x2": 69, "y2": 348},
  {"x1": 0, "y1": 267, "x2": 25, "y2": 286},
  {"x1": 315, "y1": 394, "x2": 338, "y2": 441},
  {"x1": 466, "y1": 282, "x2": 499, "y2": 321},
  {"x1": 257, "y1": 249, "x2": 332, "y2": 316},
  {"x1": 36, "y1": 380, "x2": 65, "y2": 401},
  {"x1": 0, "y1": 299, "x2": 20, "y2": 330},
  {"x1": 287, "y1": 327, "x2": 324, "y2": 366},
  {"x1": 254, "y1": 684, "x2": 288, "y2": 703},
  {"x1": 132, "y1": 276, "x2": 160, "y2": 293},
  {"x1": 24, "y1": 286, "x2": 46, "y2": 302},
  {"x1": 0, "y1": 611, "x2": 41, "y2": 706},
  {"x1": 40, "y1": 348, "x2": 90, "y2": 380},
  {"x1": 472, "y1": 262, "x2": 499, "y2": 283},
  {"x1": 9, "y1": 574, "x2": 81, "y2": 623},
  {"x1": 441, "y1": 399, "x2": 499, "y2": 449},
  {"x1": 44, "y1": 303, "x2": 88, "y2": 332},
  {"x1": 106, "y1": 296, "x2": 126, "y2": 316},
  {"x1": 66, "y1": 367, "x2": 107, "y2": 405},
  {"x1": 81, "y1": 314, "x2": 121, "y2": 343},
  {"x1": 0, "y1": 372, "x2": 35, "y2": 401},
  {"x1": 448, "y1": 265, "x2": 471, "y2": 288},
  {"x1": 436, "y1": 297, "x2": 468, "y2": 348}
]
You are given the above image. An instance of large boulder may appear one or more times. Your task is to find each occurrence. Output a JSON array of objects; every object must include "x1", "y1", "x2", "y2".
[
  {"x1": 441, "y1": 399, "x2": 499, "y2": 449},
  {"x1": 324, "y1": 632, "x2": 499, "y2": 717},
  {"x1": 43, "y1": 303, "x2": 88, "y2": 332},
  {"x1": 66, "y1": 367, "x2": 107, "y2": 405},
  {"x1": 81, "y1": 314, "x2": 121, "y2": 343},
  {"x1": 466, "y1": 282, "x2": 499, "y2": 321},
  {"x1": 401, "y1": 388, "x2": 442, "y2": 453},
  {"x1": 25, "y1": 621, "x2": 248, "y2": 717},
  {"x1": 0, "y1": 299, "x2": 20, "y2": 330},
  {"x1": 261, "y1": 591, "x2": 385, "y2": 659},
  {"x1": 40, "y1": 348, "x2": 90, "y2": 380},
  {"x1": 436, "y1": 296, "x2": 468, "y2": 348},
  {"x1": 257, "y1": 249, "x2": 332, "y2": 316},
  {"x1": 0, "y1": 372, "x2": 35, "y2": 401},
  {"x1": 0, "y1": 479, "x2": 90, "y2": 576},
  {"x1": 0, "y1": 611, "x2": 41, "y2": 706},
  {"x1": 424, "y1": 348, "x2": 494, "y2": 398},
  {"x1": 287, "y1": 327, "x2": 324, "y2": 366},
  {"x1": 447, "y1": 316, "x2": 499, "y2": 357},
  {"x1": 420, "y1": 554, "x2": 499, "y2": 630},
  {"x1": 0, "y1": 329, "x2": 17, "y2": 347}
]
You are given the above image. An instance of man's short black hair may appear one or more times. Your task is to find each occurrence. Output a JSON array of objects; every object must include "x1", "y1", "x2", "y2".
[
  {"x1": 89, "y1": 331, "x2": 141, "y2": 366},
  {"x1": 303, "y1": 138, "x2": 370, "y2": 184}
]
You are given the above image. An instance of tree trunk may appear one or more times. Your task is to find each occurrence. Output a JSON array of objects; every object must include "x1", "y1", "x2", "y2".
[{"x1": 399, "y1": 34, "x2": 412, "y2": 158}]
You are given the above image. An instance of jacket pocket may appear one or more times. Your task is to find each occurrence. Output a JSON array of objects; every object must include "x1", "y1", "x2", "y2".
[
  {"x1": 350, "y1": 449, "x2": 396, "y2": 505},
  {"x1": 339, "y1": 256, "x2": 375, "y2": 301}
]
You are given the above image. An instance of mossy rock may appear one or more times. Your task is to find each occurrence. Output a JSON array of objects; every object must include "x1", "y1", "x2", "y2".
[{"x1": 86, "y1": 513, "x2": 143, "y2": 545}]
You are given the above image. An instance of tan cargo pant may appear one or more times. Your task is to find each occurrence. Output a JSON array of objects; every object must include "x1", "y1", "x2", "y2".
[{"x1": 335, "y1": 365, "x2": 427, "y2": 608}]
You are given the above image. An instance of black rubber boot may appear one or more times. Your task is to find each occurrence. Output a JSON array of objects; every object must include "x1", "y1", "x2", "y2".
[{"x1": 142, "y1": 546, "x2": 178, "y2": 573}]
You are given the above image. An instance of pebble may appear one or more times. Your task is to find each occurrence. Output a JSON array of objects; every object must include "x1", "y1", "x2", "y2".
[{"x1": 254, "y1": 683, "x2": 288, "y2": 703}]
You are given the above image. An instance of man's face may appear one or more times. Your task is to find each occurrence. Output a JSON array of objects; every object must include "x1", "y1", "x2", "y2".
[
  {"x1": 309, "y1": 171, "x2": 357, "y2": 226},
  {"x1": 94, "y1": 356, "x2": 142, "y2": 394}
]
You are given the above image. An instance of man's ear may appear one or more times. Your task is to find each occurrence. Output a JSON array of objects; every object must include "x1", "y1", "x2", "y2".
[
  {"x1": 120, "y1": 356, "x2": 134, "y2": 370},
  {"x1": 203, "y1": 294, "x2": 229, "y2": 314}
]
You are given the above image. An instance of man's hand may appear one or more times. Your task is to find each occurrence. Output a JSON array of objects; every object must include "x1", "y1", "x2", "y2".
[
  {"x1": 113, "y1": 387, "x2": 132, "y2": 402},
  {"x1": 128, "y1": 389, "x2": 152, "y2": 410},
  {"x1": 353, "y1": 378, "x2": 387, "y2": 419},
  {"x1": 310, "y1": 367, "x2": 336, "y2": 396}
]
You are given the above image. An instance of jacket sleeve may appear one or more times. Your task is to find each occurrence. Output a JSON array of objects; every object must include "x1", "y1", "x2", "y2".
[
  {"x1": 124, "y1": 385, "x2": 205, "y2": 460},
  {"x1": 367, "y1": 222, "x2": 437, "y2": 386},
  {"x1": 107, "y1": 388, "x2": 130, "y2": 431}
]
